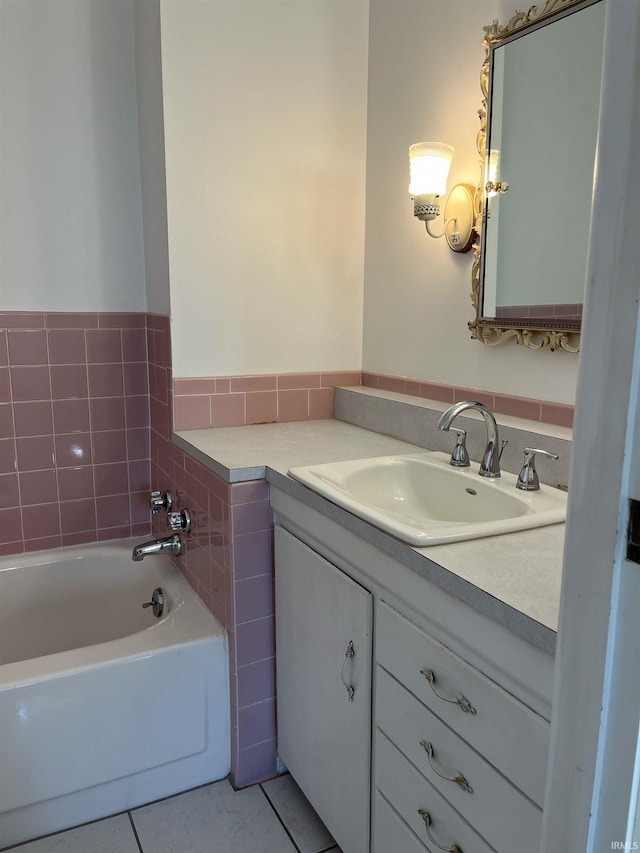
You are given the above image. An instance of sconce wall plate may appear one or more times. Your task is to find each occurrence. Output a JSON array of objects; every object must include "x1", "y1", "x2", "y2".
[{"x1": 444, "y1": 183, "x2": 476, "y2": 253}]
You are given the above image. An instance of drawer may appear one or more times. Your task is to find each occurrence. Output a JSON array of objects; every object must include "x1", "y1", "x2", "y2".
[
  {"x1": 376, "y1": 600, "x2": 549, "y2": 806},
  {"x1": 375, "y1": 728, "x2": 496, "y2": 853},
  {"x1": 376, "y1": 665, "x2": 542, "y2": 852},
  {"x1": 373, "y1": 791, "x2": 428, "y2": 853}
]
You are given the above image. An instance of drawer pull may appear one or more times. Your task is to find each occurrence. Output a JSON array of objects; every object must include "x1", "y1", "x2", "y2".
[
  {"x1": 418, "y1": 809, "x2": 463, "y2": 853},
  {"x1": 420, "y1": 668, "x2": 477, "y2": 715},
  {"x1": 341, "y1": 640, "x2": 355, "y2": 701},
  {"x1": 419, "y1": 740, "x2": 473, "y2": 793}
]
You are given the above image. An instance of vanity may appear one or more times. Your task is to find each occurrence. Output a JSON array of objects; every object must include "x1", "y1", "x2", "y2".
[{"x1": 176, "y1": 387, "x2": 568, "y2": 853}]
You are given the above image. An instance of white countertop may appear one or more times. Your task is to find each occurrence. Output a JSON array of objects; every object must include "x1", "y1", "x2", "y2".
[{"x1": 175, "y1": 419, "x2": 564, "y2": 651}]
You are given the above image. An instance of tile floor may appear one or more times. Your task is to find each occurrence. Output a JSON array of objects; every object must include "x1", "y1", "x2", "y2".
[{"x1": 3, "y1": 774, "x2": 341, "y2": 853}]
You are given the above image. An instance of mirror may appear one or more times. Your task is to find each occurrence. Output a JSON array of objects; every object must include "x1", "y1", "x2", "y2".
[{"x1": 469, "y1": 0, "x2": 605, "y2": 352}]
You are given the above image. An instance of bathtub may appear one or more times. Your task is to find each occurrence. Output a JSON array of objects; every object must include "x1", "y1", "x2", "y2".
[{"x1": 0, "y1": 540, "x2": 230, "y2": 849}]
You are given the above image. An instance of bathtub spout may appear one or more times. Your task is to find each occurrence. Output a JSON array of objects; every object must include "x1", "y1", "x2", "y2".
[{"x1": 132, "y1": 534, "x2": 182, "y2": 561}]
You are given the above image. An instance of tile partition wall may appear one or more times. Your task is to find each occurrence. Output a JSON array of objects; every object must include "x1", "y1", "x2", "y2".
[{"x1": 0, "y1": 312, "x2": 151, "y2": 555}]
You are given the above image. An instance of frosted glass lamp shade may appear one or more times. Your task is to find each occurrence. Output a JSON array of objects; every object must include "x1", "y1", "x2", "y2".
[
  {"x1": 487, "y1": 149, "x2": 500, "y2": 198},
  {"x1": 408, "y1": 142, "x2": 455, "y2": 197}
]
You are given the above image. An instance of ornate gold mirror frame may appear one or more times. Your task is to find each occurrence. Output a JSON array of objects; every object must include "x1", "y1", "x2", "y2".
[{"x1": 469, "y1": 0, "x2": 596, "y2": 352}]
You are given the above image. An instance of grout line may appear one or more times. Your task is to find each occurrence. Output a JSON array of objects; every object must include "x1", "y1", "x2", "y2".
[
  {"x1": 128, "y1": 811, "x2": 144, "y2": 853},
  {"x1": 259, "y1": 781, "x2": 303, "y2": 853}
]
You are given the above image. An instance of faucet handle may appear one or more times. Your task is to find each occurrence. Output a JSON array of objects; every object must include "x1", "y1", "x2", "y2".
[
  {"x1": 150, "y1": 490, "x2": 173, "y2": 514},
  {"x1": 516, "y1": 447, "x2": 559, "y2": 491},
  {"x1": 448, "y1": 428, "x2": 470, "y2": 468}
]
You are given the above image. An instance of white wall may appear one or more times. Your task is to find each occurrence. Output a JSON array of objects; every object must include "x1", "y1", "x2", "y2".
[
  {"x1": 0, "y1": 0, "x2": 146, "y2": 313},
  {"x1": 160, "y1": 0, "x2": 369, "y2": 379},
  {"x1": 133, "y1": 0, "x2": 171, "y2": 316},
  {"x1": 362, "y1": 0, "x2": 580, "y2": 404}
]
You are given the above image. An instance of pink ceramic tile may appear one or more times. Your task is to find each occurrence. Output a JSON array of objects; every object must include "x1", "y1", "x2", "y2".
[
  {"x1": 453, "y1": 386, "x2": 496, "y2": 408},
  {"x1": 86, "y1": 329, "x2": 122, "y2": 364},
  {"x1": 146, "y1": 312, "x2": 170, "y2": 332},
  {"x1": 91, "y1": 429, "x2": 127, "y2": 464},
  {"x1": 16, "y1": 435, "x2": 55, "y2": 471},
  {"x1": 320, "y1": 371, "x2": 362, "y2": 387},
  {"x1": 235, "y1": 574, "x2": 274, "y2": 624},
  {"x1": 10, "y1": 366, "x2": 51, "y2": 401},
  {"x1": 277, "y1": 373, "x2": 320, "y2": 390},
  {"x1": 309, "y1": 387, "x2": 334, "y2": 419},
  {"x1": 0, "y1": 369, "x2": 9, "y2": 404},
  {"x1": 245, "y1": 391, "x2": 277, "y2": 425},
  {"x1": 7, "y1": 330, "x2": 48, "y2": 365},
  {"x1": 25, "y1": 535, "x2": 62, "y2": 552},
  {"x1": 231, "y1": 501, "x2": 273, "y2": 536},
  {"x1": 94, "y1": 462, "x2": 129, "y2": 497},
  {"x1": 19, "y1": 469, "x2": 58, "y2": 505},
  {"x1": 125, "y1": 396, "x2": 150, "y2": 429},
  {"x1": 59, "y1": 498, "x2": 97, "y2": 535},
  {"x1": 90, "y1": 397, "x2": 126, "y2": 431},
  {"x1": 47, "y1": 329, "x2": 86, "y2": 365},
  {"x1": 13, "y1": 402, "x2": 53, "y2": 437},
  {"x1": 0, "y1": 332, "x2": 7, "y2": 365},
  {"x1": 419, "y1": 381, "x2": 455, "y2": 403},
  {"x1": 406, "y1": 380, "x2": 421, "y2": 397},
  {"x1": 237, "y1": 658, "x2": 275, "y2": 708},
  {"x1": 238, "y1": 698, "x2": 276, "y2": 749},
  {"x1": 211, "y1": 394, "x2": 245, "y2": 427},
  {"x1": 0, "y1": 312, "x2": 44, "y2": 329},
  {"x1": 174, "y1": 395, "x2": 211, "y2": 430},
  {"x1": 541, "y1": 402, "x2": 575, "y2": 428},
  {"x1": 0, "y1": 473, "x2": 20, "y2": 509},
  {"x1": 233, "y1": 739, "x2": 278, "y2": 788},
  {"x1": 377, "y1": 374, "x2": 407, "y2": 394},
  {"x1": 98, "y1": 525, "x2": 132, "y2": 541},
  {"x1": 235, "y1": 616, "x2": 274, "y2": 667},
  {"x1": 52, "y1": 399, "x2": 90, "y2": 434},
  {"x1": 54, "y1": 433, "x2": 92, "y2": 468},
  {"x1": 230, "y1": 375, "x2": 277, "y2": 393},
  {"x1": 128, "y1": 459, "x2": 151, "y2": 492},
  {"x1": 215, "y1": 378, "x2": 231, "y2": 393},
  {"x1": 57, "y1": 466, "x2": 95, "y2": 501},
  {"x1": 0, "y1": 404, "x2": 12, "y2": 437},
  {"x1": 361, "y1": 372, "x2": 379, "y2": 387},
  {"x1": 96, "y1": 494, "x2": 131, "y2": 529},
  {"x1": 230, "y1": 481, "x2": 270, "y2": 505},
  {"x1": 277, "y1": 389, "x2": 308, "y2": 422},
  {"x1": 126, "y1": 427, "x2": 150, "y2": 461},
  {"x1": 62, "y1": 530, "x2": 97, "y2": 547},
  {"x1": 494, "y1": 394, "x2": 542, "y2": 422},
  {"x1": 50, "y1": 364, "x2": 89, "y2": 400},
  {"x1": 88, "y1": 364, "x2": 124, "y2": 398},
  {"x1": 122, "y1": 328, "x2": 147, "y2": 362},
  {"x1": 98, "y1": 313, "x2": 145, "y2": 329},
  {"x1": 233, "y1": 530, "x2": 273, "y2": 580},
  {"x1": 45, "y1": 313, "x2": 97, "y2": 329},
  {"x1": 0, "y1": 439, "x2": 17, "y2": 475},
  {"x1": 0, "y1": 507, "x2": 23, "y2": 542},
  {"x1": 129, "y1": 490, "x2": 151, "y2": 525},
  {"x1": 174, "y1": 378, "x2": 218, "y2": 396},
  {"x1": 0, "y1": 540, "x2": 24, "y2": 556},
  {"x1": 123, "y1": 362, "x2": 148, "y2": 396},
  {"x1": 22, "y1": 503, "x2": 61, "y2": 540}
]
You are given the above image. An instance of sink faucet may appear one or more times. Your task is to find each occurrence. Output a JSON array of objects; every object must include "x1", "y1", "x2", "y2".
[
  {"x1": 132, "y1": 533, "x2": 182, "y2": 562},
  {"x1": 437, "y1": 400, "x2": 505, "y2": 478}
]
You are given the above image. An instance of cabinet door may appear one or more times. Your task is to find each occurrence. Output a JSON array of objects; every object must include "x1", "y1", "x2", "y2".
[{"x1": 275, "y1": 526, "x2": 372, "y2": 853}]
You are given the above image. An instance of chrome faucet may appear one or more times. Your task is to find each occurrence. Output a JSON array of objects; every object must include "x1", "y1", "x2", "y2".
[
  {"x1": 131, "y1": 533, "x2": 182, "y2": 562},
  {"x1": 437, "y1": 400, "x2": 505, "y2": 478}
]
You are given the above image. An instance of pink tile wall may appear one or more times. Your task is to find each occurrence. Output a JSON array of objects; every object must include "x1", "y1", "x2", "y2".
[
  {"x1": 361, "y1": 372, "x2": 575, "y2": 428},
  {"x1": 0, "y1": 312, "x2": 151, "y2": 555},
  {"x1": 173, "y1": 371, "x2": 361, "y2": 430}
]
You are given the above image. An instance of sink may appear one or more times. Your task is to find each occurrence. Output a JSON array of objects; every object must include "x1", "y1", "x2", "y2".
[{"x1": 288, "y1": 451, "x2": 567, "y2": 547}]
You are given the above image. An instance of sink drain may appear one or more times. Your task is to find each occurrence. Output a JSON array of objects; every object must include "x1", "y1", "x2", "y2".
[{"x1": 465, "y1": 488, "x2": 478, "y2": 496}]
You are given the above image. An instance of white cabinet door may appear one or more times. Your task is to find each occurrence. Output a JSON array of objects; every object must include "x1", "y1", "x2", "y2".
[{"x1": 275, "y1": 526, "x2": 372, "y2": 853}]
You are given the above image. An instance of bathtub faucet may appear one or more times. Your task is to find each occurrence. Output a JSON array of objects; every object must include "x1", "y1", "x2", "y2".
[{"x1": 132, "y1": 534, "x2": 182, "y2": 562}]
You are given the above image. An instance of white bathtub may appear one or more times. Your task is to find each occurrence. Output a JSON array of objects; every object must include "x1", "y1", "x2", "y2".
[{"x1": 0, "y1": 540, "x2": 230, "y2": 849}]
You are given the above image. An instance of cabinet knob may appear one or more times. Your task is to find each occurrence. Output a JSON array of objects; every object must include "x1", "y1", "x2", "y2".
[{"x1": 420, "y1": 668, "x2": 476, "y2": 715}]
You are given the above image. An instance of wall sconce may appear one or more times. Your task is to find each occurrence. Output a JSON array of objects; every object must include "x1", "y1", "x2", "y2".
[
  {"x1": 486, "y1": 149, "x2": 509, "y2": 197},
  {"x1": 408, "y1": 142, "x2": 476, "y2": 253}
]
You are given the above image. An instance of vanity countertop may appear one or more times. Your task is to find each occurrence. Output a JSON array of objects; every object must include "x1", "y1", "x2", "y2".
[{"x1": 175, "y1": 419, "x2": 564, "y2": 655}]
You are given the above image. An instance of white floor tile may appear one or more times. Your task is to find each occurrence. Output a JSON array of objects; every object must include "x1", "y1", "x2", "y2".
[
  {"x1": 131, "y1": 780, "x2": 297, "y2": 853},
  {"x1": 9, "y1": 814, "x2": 139, "y2": 853},
  {"x1": 261, "y1": 775, "x2": 336, "y2": 853}
]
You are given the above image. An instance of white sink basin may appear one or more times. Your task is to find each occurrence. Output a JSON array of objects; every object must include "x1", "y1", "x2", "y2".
[{"x1": 288, "y1": 451, "x2": 567, "y2": 547}]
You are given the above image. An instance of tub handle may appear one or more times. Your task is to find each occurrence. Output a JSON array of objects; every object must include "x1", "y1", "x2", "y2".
[{"x1": 142, "y1": 587, "x2": 165, "y2": 618}]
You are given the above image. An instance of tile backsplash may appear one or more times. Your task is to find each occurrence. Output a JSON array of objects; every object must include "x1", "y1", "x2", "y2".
[{"x1": 0, "y1": 312, "x2": 151, "y2": 554}]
